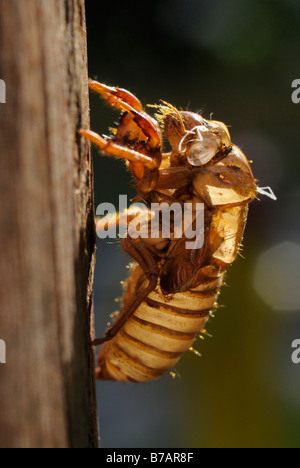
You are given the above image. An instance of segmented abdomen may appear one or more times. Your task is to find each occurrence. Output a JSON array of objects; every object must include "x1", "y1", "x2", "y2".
[
  {"x1": 97, "y1": 272, "x2": 222, "y2": 382},
  {"x1": 97, "y1": 205, "x2": 248, "y2": 382}
]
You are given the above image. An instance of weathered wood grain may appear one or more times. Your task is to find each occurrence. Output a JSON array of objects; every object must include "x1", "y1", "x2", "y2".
[{"x1": 0, "y1": 0, "x2": 98, "y2": 448}]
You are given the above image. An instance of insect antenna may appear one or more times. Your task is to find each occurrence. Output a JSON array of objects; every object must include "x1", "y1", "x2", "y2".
[{"x1": 147, "y1": 100, "x2": 186, "y2": 135}]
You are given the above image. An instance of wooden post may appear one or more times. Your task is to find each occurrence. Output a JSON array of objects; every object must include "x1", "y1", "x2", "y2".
[{"x1": 0, "y1": 0, "x2": 98, "y2": 448}]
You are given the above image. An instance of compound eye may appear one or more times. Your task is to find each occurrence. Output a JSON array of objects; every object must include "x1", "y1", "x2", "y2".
[{"x1": 186, "y1": 133, "x2": 219, "y2": 166}]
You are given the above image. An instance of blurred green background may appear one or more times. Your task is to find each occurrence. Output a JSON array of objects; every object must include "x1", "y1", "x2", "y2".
[{"x1": 86, "y1": 0, "x2": 300, "y2": 448}]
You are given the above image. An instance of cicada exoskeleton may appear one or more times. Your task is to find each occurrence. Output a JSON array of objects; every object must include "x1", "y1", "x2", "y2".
[{"x1": 79, "y1": 81, "x2": 257, "y2": 382}]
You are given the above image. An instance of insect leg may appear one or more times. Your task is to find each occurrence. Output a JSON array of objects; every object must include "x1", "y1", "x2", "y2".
[
  {"x1": 96, "y1": 211, "x2": 140, "y2": 233},
  {"x1": 96, "y1": 206, "x2": 152, "y2": 237},
  {"x1": 78, "y1": 129, "x2": 156, "y2": 173},
  {"x1": 91, "y1": 238, "x2": 159, "y2": 346},
  {"x1": 122, "y1": 104, "x2": 161, "y2": 149},
  {"x1": 156, "y1": 166, "x2": 193, "y2": 190},
  {"x1": 89, "y1": 80, "x2": 161, "y2": 150},
  {"x1": 89, "y1": 80, "x2": 143, "y2": 111}
]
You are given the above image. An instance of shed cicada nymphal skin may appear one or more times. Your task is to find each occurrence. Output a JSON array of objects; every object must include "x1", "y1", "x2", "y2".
[{"x1": 79, "y1": 81, "x2": 257, "y2": 383}]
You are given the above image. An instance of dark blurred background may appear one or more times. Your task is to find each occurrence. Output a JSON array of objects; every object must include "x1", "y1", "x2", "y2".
[{"x1": 85, "y1": 0, "x2": 300, "y2": 448}]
